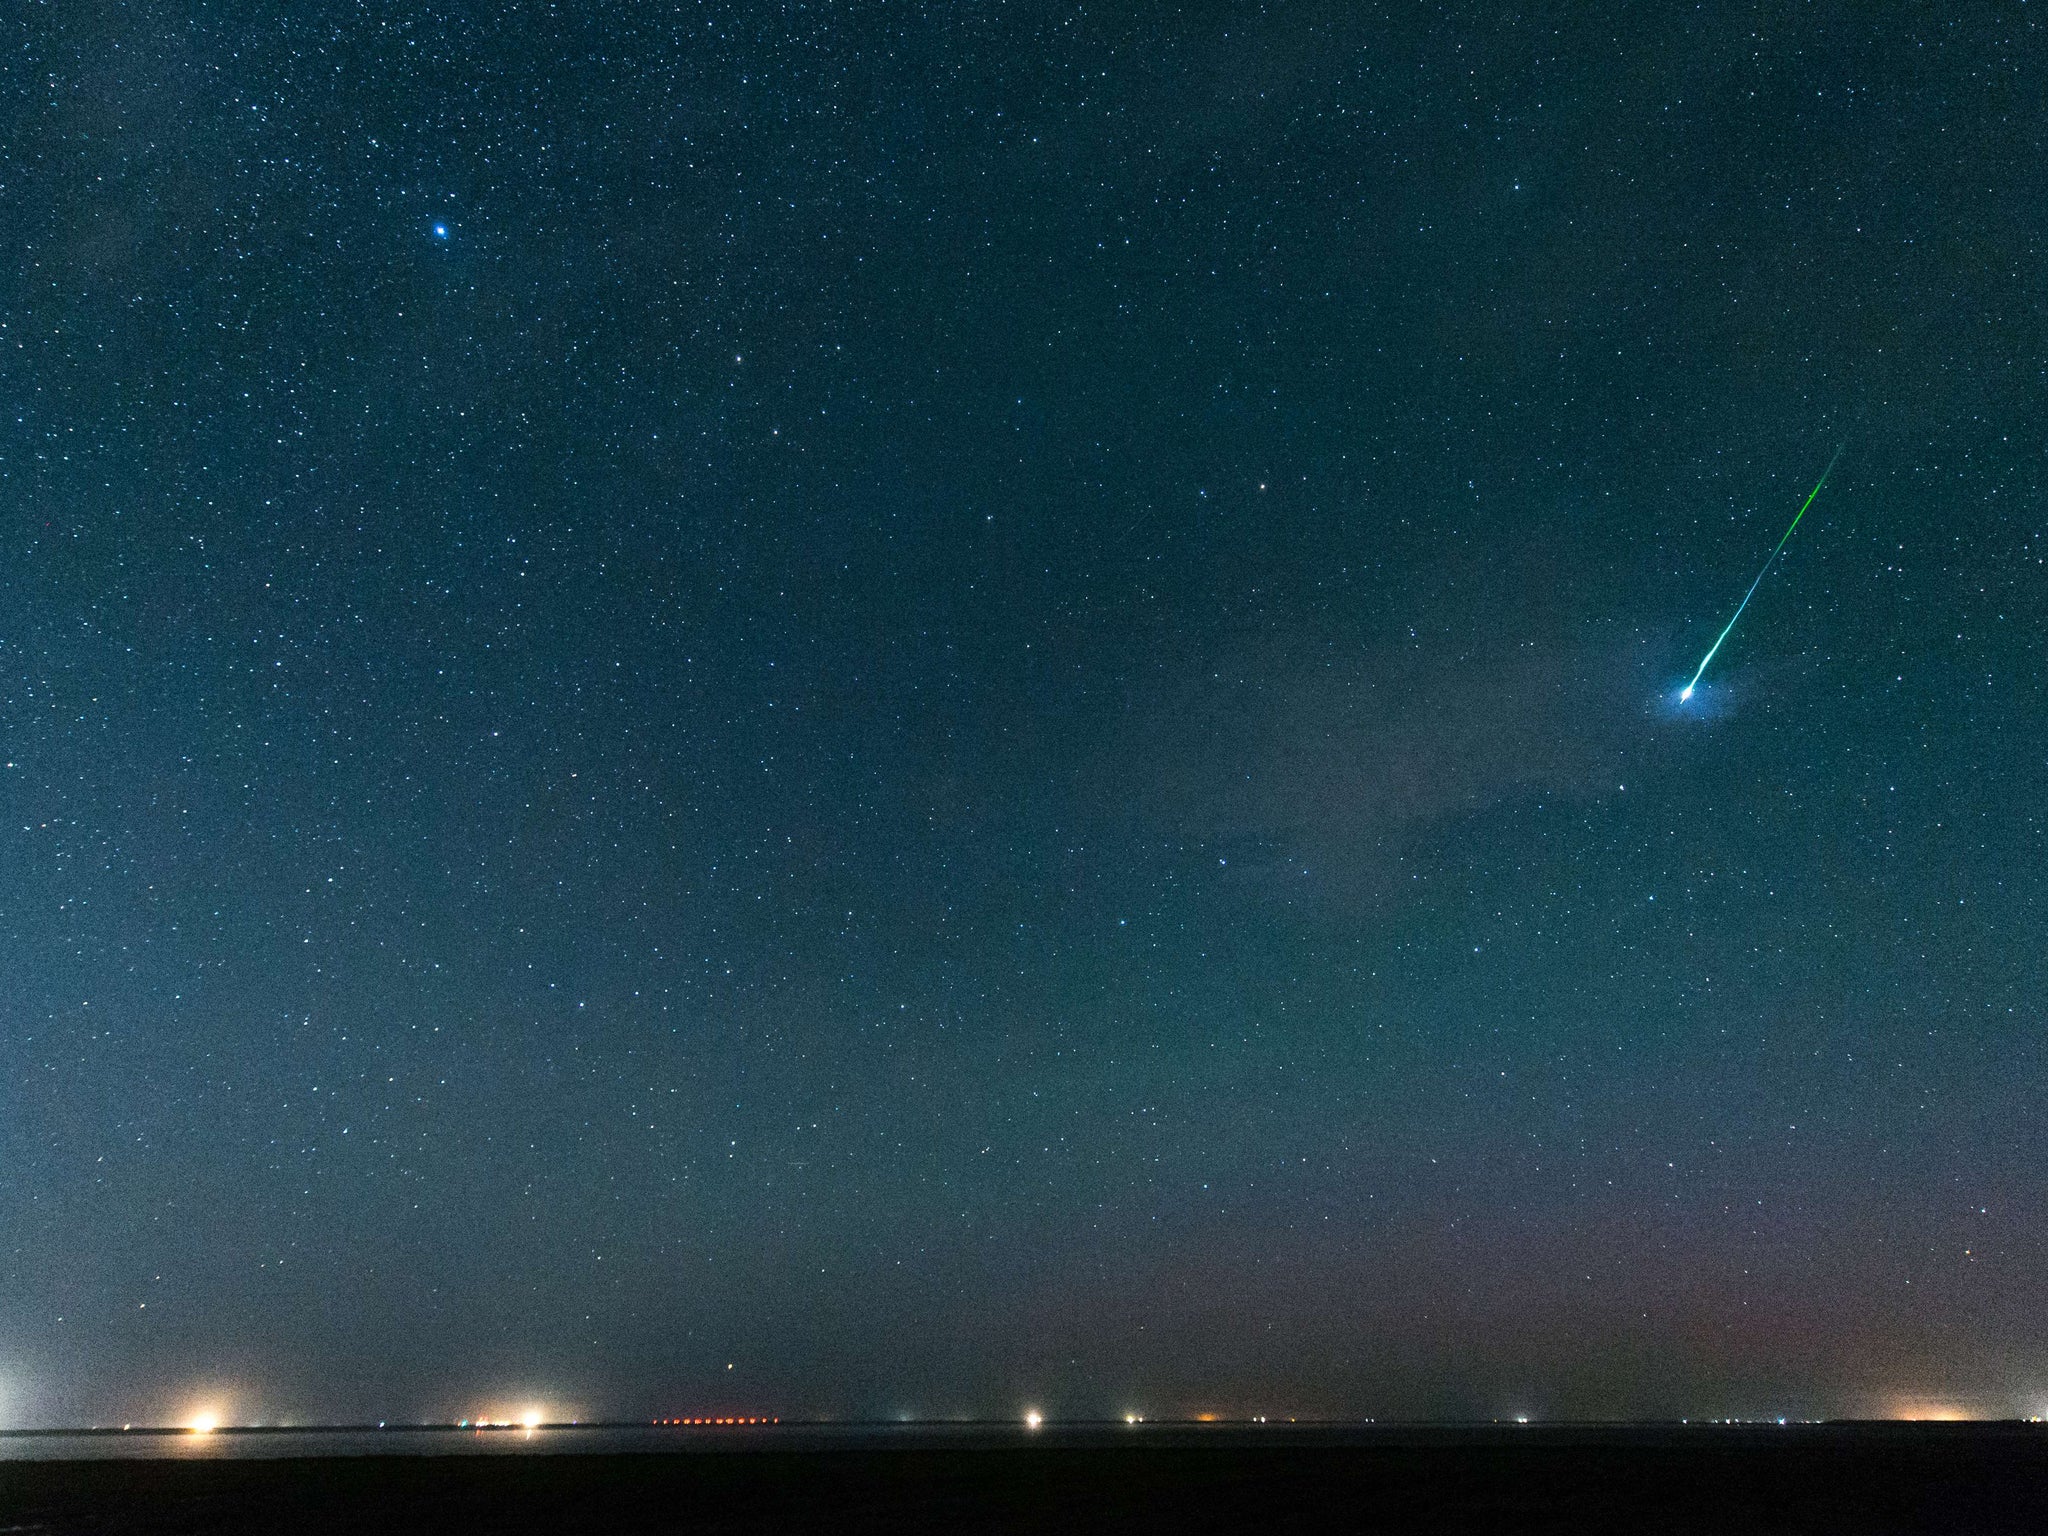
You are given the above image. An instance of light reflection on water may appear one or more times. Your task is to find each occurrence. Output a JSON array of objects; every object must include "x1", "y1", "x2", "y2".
[
  {"x1": 0, "y1": 1425, "x2": 776, "y2": 1461},
  {"x1": 0, "y1": 1423, "x2": 1118, "y2": 1461},
  {"x1": 3, "y1": 1419, "x2": 2029, "y2": 1462}
]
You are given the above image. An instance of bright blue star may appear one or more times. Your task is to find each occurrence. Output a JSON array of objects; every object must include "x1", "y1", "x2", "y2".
[{"x1": 432, "y1": 222, "x2": 449, "y2": 240}]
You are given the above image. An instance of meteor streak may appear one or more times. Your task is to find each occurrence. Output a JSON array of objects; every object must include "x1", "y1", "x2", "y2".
[{"x1": 1680, "y1": 446, "x2": 1843, "y2": 700}]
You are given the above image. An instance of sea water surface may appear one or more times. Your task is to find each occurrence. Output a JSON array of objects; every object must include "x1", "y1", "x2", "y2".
[
  {"x1": 0, "y1": 1421, "x2": 1294, "y2": 1461},
  {"x1": 3, "y1": 1423, "x2": 940, "y2": 1460},
  {"x1": 0, "y1": 1419, "x2": 1966, "y2": 1462}
]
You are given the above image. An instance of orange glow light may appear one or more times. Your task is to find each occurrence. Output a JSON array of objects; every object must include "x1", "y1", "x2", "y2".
[{"x1": 1888, "y1": 1400, "x2": 1974, "y2": 1423}]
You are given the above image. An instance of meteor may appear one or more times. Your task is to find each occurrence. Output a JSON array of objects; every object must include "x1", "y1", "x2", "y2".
[{"x1": 1680, "y1": 446, "x2": 1843, "y2": 700}]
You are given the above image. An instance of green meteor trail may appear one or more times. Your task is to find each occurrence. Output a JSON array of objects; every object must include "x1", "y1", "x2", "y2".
[{"x1": 1680, "y1": 446, "x2": 1843, "y2": 700}]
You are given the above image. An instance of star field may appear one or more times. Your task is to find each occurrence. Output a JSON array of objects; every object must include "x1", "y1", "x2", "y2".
[{"x1": 1, "y1": 4, "x2": 2044, "y2": 1426}]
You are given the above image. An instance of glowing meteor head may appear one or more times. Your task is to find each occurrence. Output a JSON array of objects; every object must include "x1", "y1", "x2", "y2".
[{"x1": 1680, "y1": 686, "x2": 1694, "y2": 701}]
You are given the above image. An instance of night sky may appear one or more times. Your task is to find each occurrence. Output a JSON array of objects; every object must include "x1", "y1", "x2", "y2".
[{"x1": 4, "y1": 4, "x2": 2044, "y2": 1429}]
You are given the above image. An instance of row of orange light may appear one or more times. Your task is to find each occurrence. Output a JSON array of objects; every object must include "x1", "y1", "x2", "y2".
[{"x1": 655, "y1": 1416, "x2": 779, "y2": 1426}]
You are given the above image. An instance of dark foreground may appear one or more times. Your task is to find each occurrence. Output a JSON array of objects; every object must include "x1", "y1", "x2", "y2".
[{"x1": 6, "y1": 1425, "x2": 2048, "y2": 1534}]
